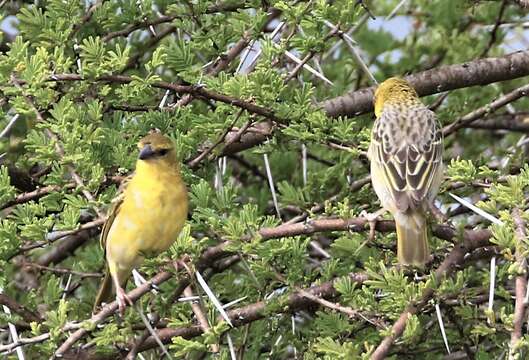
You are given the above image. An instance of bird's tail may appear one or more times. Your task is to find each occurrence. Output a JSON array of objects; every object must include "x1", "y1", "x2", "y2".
[
  {"x1": 93, "y1": 270, "x2": 113, "y2": 312},
  {"x1": 395, "y1": 210, "x2": 429, "y2": 266}
]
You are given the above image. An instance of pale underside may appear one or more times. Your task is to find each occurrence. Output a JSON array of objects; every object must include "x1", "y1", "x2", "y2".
[{"x1": 101, "y1": 165, "x2": 188, "y2": 285}]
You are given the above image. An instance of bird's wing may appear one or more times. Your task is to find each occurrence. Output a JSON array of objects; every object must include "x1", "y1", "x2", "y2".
[
  {"x1": 371, "y1": 107, "x2": 442, "y2": 211},
  {"x1": 99, "y1": 174, "x2": 133, "y2": 251}
]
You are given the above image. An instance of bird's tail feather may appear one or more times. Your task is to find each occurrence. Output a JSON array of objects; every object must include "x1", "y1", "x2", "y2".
[
  {"x1": 93, "y1": 270, "x2": 113, "y2": 312},
  {"x1": 395, "y1": 210, "x2": 429, "y2": 266}
]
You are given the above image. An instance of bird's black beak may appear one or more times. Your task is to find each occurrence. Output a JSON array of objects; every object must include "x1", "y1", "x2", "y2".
[{"x1": 138, "y1": 144, "x2": 156, "y2": 160}]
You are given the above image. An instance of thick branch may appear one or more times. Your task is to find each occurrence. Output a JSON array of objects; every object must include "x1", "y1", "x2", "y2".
[
  {"x1": 0, "y1": 293, "x2": 42, "y2": 324},
  {"x1": 466, "y1": 117, "x2": 529, "y2": 132},
  {"x1": 321, "y1": 51, "x2": 529, "y2": 117},
  {"x1": 221, "y1": 121, "x2": 273, "y2": 156}
]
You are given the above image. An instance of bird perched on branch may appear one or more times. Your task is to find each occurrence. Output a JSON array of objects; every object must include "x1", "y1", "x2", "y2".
[
  {"x1": 368, "y1": 77, "x2": 443, "y2": 266},
  {"x1": 94, "y1": 131, "x2": 188, "y2": 314}
]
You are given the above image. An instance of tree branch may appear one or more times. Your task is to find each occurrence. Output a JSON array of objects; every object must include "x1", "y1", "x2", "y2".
[
  {"x1": 321, "y1": 50, "x2": 529, "y2": 118},
  {"x1": 0, "y1": 293, "x2": 42, "y2": 324},
  {"x1": 1, "y1": 184, "x2": 75, "y2": 210},
  {"x1": 443, "y1": 83, "x2": 529, "y2": 136},
  {"x1": 6, "y1": 214, "x2": 490, "y2": 357},
  {"x1": 44, "y1": 74, "x2": 284, "y2": 123},
  {"x1": 86, "y1": 271, "x2": 370, "y2": 359}
]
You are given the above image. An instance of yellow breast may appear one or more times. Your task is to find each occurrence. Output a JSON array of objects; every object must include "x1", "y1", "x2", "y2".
[{"x1": 106, "y1": 162, "x2": 188, "y2": 269}]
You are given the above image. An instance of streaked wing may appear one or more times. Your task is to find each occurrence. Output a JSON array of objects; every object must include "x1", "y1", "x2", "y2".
[
  {"x1": 371, "y1": 106, "x2": 442, "y2": 211},
  {"x1": 99, "y1": 173, "x2": 132, "y2": 250}
]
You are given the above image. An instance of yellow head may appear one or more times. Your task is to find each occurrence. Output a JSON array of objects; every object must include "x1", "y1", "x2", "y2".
[
  {"x1": 136, "y1": 131, "x2": 177, "y2": 167},
  {"x1": 373, "y1": 77, "x2": 419, "y2": 117}
]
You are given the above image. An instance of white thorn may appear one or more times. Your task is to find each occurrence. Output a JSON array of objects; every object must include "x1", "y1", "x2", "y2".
[
  {"x1": 132, "y1": 269, "x2": 146, "y2": 286},
  {"x1": 310, "y1": 241, "x2": 331, "y2": 259},
  {"x1": 265, "y1": 286, "x2": 289, "y2": 300},
  {"x1": 488, "y1": 256, "x2": 496, "y2": 325},
  {"x1": 148, "y1": 25, "x2": 157, "y2": 37},
  {"x1": 158, "y1": 90, "x2": 170, "y2": 109},
  {"x1": 133, "y1": 269, "x2": 158, "y2": 294},
  {"x1": 269, "y1": 334, "x2": 282, "y2": 356},
  {"x1": 222, "y1": 296, "x2": 247, "y2": 309},
  {"x1": 323, "y1": 20, "x2": 377, "y2": 85},
  {"x1": 302, "y1": 144, "x2": 307, "y2": 186},
  {"x1": 323, "y1": 13, "x2": 370, "y2": 61},
  {"x1": 263, "y1": 154, "x2": 281, "y2": 218},
  {"x1": 449, "y1": 193, "x2": 504, "y2": 225},
  {"x1": 195, "y1": 271, "x2": 233, "y2": 327},
  {"x1": 227, "y1": 334, "x2": 237, "y2": 360},
  {"x1": 178, "y1": 295, "x2": 202, "y2": 302},
  {"x1": 236, "y1": 39, "x2": 255, "y2": 74},
  {"x1": 281, "y1": 48, "x2": 334, "y2": 85},
  {"x1": 435, "y1": 303, "x2": 451, "y2": 354},
  {"x1": 0, "y1": 114, "x2": 20, "y2": 138},
  {"x1": 61, "y1": 274, "x2": 72, "y2": 300},
  {"x1": 291, "y1": 315, "x2": 296, "y2": 335},
  {"x1": 135, "y1": 303, "x2": 172, "y2": 360},
  {"x1": 215, "y1": 158, "x2": 224, "y2": 192},
  {"x1": 222, "y1": 156, "x2": 227, "y2": 175},
  {"x1": 240, "y1": 21, "x2": 285, "y2": 73},
  {"x1": 1, "y1": 287, "x2": 25, "y2": 360},
  {"x1": 386, "y1": 0, "x2": 408, "y2": 20}
]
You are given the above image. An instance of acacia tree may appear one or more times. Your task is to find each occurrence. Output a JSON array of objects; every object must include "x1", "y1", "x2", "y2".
[{"x1": 0, "y1": 0, "x2": 529, "y2": 359}]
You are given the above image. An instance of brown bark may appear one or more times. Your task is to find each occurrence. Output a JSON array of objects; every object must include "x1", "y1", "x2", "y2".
[{"x1": 322, "y1": 51, "x2": 529, "y2": 118}]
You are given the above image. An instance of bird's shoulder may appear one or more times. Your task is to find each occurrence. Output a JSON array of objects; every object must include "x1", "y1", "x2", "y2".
[{"x1": 374, "y1": 103, "x2": 438, "y2": 152}]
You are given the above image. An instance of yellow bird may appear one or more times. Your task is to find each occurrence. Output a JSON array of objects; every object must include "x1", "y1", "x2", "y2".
[
  {"x1": 368, "y1": 78, "x2": 443, "y2": 266},
  {"x1": 94, "y1": 131, "x2": 188, "y2": 313}
]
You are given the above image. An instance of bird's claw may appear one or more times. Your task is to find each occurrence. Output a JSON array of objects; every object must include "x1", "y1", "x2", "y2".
[
  {"x1": 116, "y1": 287, "x2": 133, "y2": 316},
  {"x1": 429, "y1": 203, "x2": 447, "y2": 223},
  {"x1": 360, "y1": 209, "x2": 386, "y2": 242}
]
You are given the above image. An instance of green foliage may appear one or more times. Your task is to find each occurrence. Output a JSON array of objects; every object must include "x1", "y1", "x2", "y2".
[
  {"x1": 0, "y1": 0, "x2": 528, "y2": 358},
  {"x1": 311, "y1": 336, "x2": 361, "y2": 359}
]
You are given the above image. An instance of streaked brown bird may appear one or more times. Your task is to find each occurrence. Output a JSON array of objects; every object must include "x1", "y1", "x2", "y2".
[{"x1": 368, "y1": 77, "x2": 443, "y2": 266}]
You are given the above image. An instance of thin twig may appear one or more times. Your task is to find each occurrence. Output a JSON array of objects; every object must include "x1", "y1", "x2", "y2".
[
  {"x1": 187, "y1": 109, "x2": 244, "y2": 169},
  {"x1": 1, "y1": 184, "x2": 76, "y2": 210},
  {"x1": 386, "y1": 0, "x2": 408, "y2": 20},
  {"x1": 443, "y1": 83, "x2": 529, "y2": 136},
  {"x1": 177, "y1": 262, "x2": 219, "y2": 353},
  {"x1": 480, "y1": 0, "x2": 508, "y2": 58},
  {"x1": 20, "y1": 262, "x2": 102, "y2": 278},
  {"x1": 323, "y1": 20, "x2": 377, "y2": 85}
]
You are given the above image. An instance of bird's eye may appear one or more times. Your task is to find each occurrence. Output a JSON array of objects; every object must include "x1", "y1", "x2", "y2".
[{"x1": 158, "y1": 149, "x2": 169, "y2": 156}]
